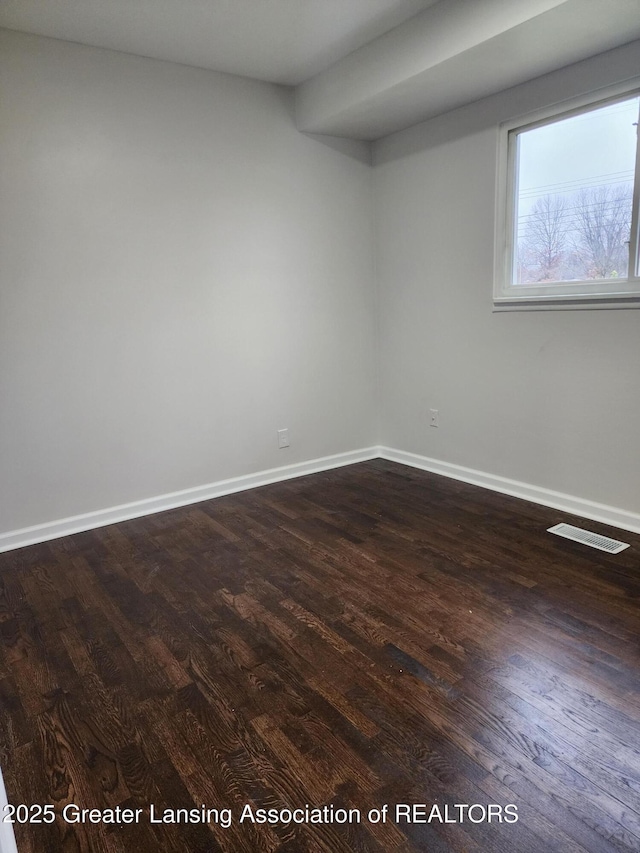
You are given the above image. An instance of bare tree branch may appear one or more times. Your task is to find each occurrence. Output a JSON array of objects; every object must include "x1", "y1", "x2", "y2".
[
  {"x1": 521, "y1": 194, "x2": 568, "y2": 281},
  {"x1": 572, "y1": 184, "x2": 633, "y2": 278}
]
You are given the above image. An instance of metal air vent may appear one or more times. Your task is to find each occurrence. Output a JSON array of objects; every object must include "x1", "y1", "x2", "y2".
[{"x1": 547, "y1": 523, "x2": 629, "y2": 554}]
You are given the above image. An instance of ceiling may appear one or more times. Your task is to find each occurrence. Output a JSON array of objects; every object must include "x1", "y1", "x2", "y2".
[
  {"x1": 0, "y1": 0, "x2": 437, "y2": 86},
  {"x1": 296, "y1": 0, "x2": 640, "y2": 139},
  {"x1": 1, "y1": 0, "x2": 639, "y2": 139}
]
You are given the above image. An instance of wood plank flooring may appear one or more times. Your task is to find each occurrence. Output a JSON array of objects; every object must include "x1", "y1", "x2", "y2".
[{"x1": 0, "y1": 459, "x2": 638, "y2": 852}]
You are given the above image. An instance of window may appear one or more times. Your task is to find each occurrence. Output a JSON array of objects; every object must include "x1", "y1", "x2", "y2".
[{"x1": 494, "y1": 84, "x2": 640, "y2": 308}]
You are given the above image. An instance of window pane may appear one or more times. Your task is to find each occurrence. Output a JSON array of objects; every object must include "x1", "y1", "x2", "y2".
[{"x1": 513, "y1": 96, "x2": 639, "y2": 285}]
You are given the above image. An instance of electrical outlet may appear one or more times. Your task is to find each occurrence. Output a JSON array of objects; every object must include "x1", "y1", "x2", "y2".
[
  {"x1": 429, "y1": 409, "x2": 439, "y2": 428},
  {"x1": 277, "y1": 428, "x2": 290, "y2": 448}
]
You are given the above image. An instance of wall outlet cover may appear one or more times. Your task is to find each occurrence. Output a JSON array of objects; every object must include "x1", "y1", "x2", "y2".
[{"x1": 278, "y1": 428, "x2": 290, "y2": 448}]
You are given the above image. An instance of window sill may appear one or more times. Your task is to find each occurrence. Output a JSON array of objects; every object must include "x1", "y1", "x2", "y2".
[{"x1": 493, "y1": 295, "x2": 640, "y2": 312}]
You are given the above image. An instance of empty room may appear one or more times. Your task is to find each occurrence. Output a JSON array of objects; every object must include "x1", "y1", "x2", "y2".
[{"x1": 1, "y1": 1, "x2": 639, "y2": 851}]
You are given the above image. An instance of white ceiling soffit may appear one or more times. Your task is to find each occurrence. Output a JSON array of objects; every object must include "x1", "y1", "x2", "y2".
[
  {"x1": 0, "y1": 0, "x2": 438, "y2": 86},
  {"x1": 296, "y1": 0, "x2": 640, "y2": 140}
]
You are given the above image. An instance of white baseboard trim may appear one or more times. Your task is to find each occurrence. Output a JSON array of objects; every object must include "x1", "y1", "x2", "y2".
[
  {"x1": 379, "y1": 446, "x2": 640, "y2": 536},
  {"x1": 0, "y1": 766, "x2": 18, "y2": 853},
  {"x1": 0, "y1": 447, "x2": 379, "y2": 554},
  {"x1": 2, "y1": 444, "x2": 638, "y2": 553}
]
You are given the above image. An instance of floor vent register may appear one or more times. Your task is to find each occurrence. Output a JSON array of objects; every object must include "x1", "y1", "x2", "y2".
[{"x1": 547, "y1": 522, "x2": 630, "y2": 554}]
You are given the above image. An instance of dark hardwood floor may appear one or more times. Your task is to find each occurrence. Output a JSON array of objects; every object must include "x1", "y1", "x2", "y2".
[{"x1": 0, "y1": 459, "x2": 639, "y2": 853}]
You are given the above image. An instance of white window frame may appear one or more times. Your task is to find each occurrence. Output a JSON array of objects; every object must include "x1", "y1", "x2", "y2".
[{"x1": 494, "y1": 80, "x2": 640, "y2": 310}]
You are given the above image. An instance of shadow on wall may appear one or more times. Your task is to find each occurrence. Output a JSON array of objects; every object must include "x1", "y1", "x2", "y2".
[
  {"x1": 374, "y1": 40, "x2": 640, "y2": 165},
  {"x1": 303, "y1": 132, "x2": 373, "y2": 165}
]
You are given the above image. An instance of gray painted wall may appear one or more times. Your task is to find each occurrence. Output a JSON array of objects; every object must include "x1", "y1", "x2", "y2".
[
  {"x1": 374, "y1": 42, "x2": 640, "y2": 514},
  {"x1": 0, "y1": 31, "x2": 376, "y2": 534},
  {"x1": 2, "y1": 30, "x2": 639, "y2": 539}
]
